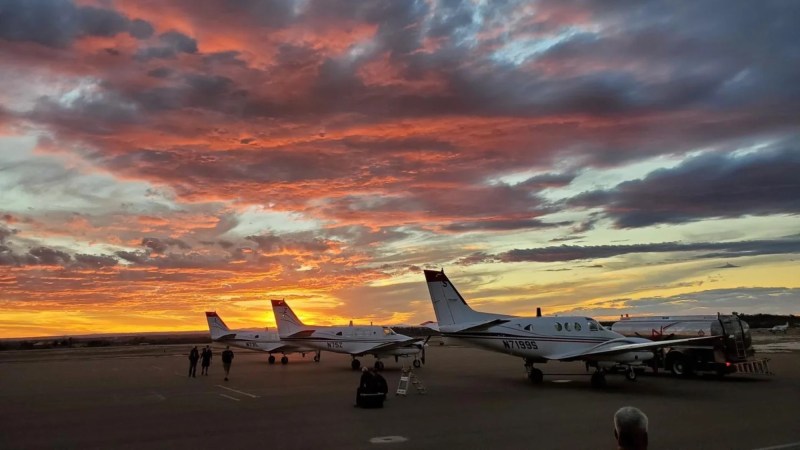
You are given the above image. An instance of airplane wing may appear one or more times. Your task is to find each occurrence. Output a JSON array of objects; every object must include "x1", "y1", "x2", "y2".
[
  {"x1": 439, "y1": 318, "x2": 511, "y2": 333},
  {"x1": 255, "y1": 342, "x2": 299, "y2": 353},
  {"x1": 285, "y1": 330, "x2": 316, "y2": 338},
  {"x1": 349, "y1": 338, "x2": 424, "y2": 356},
  {"x1": 212, "y1": 333, "x2": 238, "y2": 341},
  {"x1": 547, "y1": 335, "x2": 719, "y2": 361}
]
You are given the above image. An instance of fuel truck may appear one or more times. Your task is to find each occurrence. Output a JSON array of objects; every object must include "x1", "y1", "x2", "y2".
[{"x1": 610, "y1": 314, "x2": 771, "y2": 377}]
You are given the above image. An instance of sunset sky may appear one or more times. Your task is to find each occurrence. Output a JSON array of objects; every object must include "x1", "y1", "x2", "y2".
[{"x1": 1, "y1": 0, "x2": 798, "y2": 338}]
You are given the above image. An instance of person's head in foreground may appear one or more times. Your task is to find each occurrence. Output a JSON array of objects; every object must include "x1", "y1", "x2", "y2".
[{"x1": 614, "y1": 406, "x2": 648, "y2": 450}]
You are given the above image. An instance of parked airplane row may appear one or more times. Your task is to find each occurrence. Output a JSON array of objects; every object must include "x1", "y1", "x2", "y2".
[
  {"x1": 205, "y1": 269, "x2": 716, "y2": 387},
  {"x1": 205, "y1": 301, "x2": 425, "y2": 371}
]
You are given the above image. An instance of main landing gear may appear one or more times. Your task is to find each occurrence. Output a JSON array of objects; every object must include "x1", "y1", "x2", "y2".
[
  {"x1": 351, "y1": 357, "x2": 361, "y2": 370},
  {"x1": 587, "y1": 365, "x2": 636, "y2": 387},
  {"x1": 590, "y1": 370, "x2": 607, "y2": 388},
  {"x1": 524, "y1": 359, "x2": 544, "y2": 384},
  {"x1": 268, "y1": 354, "x2": 290, "y2": 364},
  {"x1": 313, "y1": 351, "x2": 321, "y2": 363}
]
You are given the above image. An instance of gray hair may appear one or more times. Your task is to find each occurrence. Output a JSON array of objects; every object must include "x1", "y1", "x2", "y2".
[{"x1": 614, "y1": 406, "x2": 648, "y2": 434}]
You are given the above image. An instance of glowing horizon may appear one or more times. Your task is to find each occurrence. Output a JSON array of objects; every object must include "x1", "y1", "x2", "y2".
[{"x1": 1, "y1": 0, "x2": 799, "y2": 338}]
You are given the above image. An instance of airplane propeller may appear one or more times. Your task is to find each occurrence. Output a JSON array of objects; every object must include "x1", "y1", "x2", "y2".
[{"x1": 421, "y1": 336, "x2": 432, "y2": 364}]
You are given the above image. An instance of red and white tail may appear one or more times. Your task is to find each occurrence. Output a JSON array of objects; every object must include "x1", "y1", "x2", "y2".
[
  {"x1": 205, "y1": 311, "x2": 233, "y2": 341},
  {"x1": 270, "y1": 299, "x2": 310, "y2": 337}
]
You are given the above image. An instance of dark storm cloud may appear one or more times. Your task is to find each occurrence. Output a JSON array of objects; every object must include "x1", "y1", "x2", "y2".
[
  {"x1": 566, "y1": 287, "x2": 800, "y2": 317},
  {"x1": 532, "y1": 0, "x2": 800, "y2": 112},
  {"x1": 142, "y1": 237, "x2": 190, "y2": 254},
  {"x1": 28, "y1": 246, "x2": 72, "y2": 265},
  {"x1": 444, "y1": 218, "x2": 568, "y2": 233},
  {"x1": 0, "y1": 224, "x2": 17, "y2": 243},
  {"x1": 568, "y1": 143, "x2": 800, "y2": 227},
  {"x1": 115, "y1": 250, "x2": 148, "y2": 265},
  {"x1": 246, "y1": 233, "x2": 336, "y2": 254},
  {"x1": 147, "y1": 67, "x2": 172, "y2": 78},
  {"x1": 74, "y1": 254, "x2": 118, "y2": 268},
  {"x1": 493, "y1": 238, "x2": 800, "y2": 264},
  {"x1": 136, "y1": 30, "x2": 198, "y2": 60},
  {"x1": 0, "y1": 0, "x2": 153, "y2": 47}
]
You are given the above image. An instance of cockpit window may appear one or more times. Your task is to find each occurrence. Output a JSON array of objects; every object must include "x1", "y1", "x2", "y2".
[
  {"x1": 524, "y1": 324, "x2": 532, "y2": 331},
  {"x1": 383, "y1": 327, "x2": 396, "y2": 336},
  {"x1": 588, "y1": 321, "x2": 599, "y2": 331},
  {"x1": 336, "y1": 331, "x2": 342, "y2": 336}
]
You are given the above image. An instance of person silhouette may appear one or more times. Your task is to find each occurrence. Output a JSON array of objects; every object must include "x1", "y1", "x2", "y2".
[
  {"x1": 188, "y1": 346, "x2": 200, "y2": 378},
  {"x1": 200, "y1": 345, "x2": 212, "y2": 375},
  {"x1": 221, "y1": 346, "x2": 234, "y2": 381}
]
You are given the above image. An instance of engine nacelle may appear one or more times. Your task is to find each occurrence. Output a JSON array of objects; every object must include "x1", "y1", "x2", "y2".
[{"x1": 598, "y1": 351, "x2": 653, "y2": 364}]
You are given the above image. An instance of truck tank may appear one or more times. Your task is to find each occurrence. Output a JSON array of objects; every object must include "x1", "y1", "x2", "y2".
[
  {"x1": 610, "y1": 314, "x2": 770, "y2": 376},
  {"x1": 612, "y1": 315, "x2": 751, "y2": 355}
]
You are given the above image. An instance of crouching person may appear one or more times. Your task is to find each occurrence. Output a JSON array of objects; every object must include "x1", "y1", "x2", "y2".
[{"x1": 355, "y1": 367, "x2": 385, "y2": 408}]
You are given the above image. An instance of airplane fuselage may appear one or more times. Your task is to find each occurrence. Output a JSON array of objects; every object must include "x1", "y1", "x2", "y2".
[
  {"x1": 444, "y1": 316, "x2": 654, "y2": 364},
  {"x1": 283, "y1": 325, "x2": 422, "y2": 357},
  {"x1": 213, "y1": 329, "x2": 315, "y2": 354}
]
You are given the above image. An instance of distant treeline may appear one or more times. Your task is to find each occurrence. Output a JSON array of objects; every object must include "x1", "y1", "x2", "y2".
[
  {"x1": 0, "y1": 333, "x2": 210, "y2": 351},
  {"x1": 600, "y1": 313, "x2": 796, "y2": 329},
  {"x1": 734, "y1": 313, "x2": 797, "y2": 329}
]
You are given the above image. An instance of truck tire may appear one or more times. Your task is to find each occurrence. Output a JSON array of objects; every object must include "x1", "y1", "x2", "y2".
[{"x1": 668, "y1": 353, "x2": 693, "y2": 377}]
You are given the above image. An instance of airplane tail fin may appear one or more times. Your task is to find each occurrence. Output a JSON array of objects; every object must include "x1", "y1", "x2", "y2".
[
  {"x1": 206, "y1": 312, "x2": 234, "y2": 341},
  {"x1": 424, "y1": 270, "x2": 500, "y2": 326},
  {"x1": 271, "y1": 299, "x2": 309, "y2": 337}
]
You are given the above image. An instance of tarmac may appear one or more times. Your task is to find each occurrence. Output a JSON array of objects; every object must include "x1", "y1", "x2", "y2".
[{"x1": 1, "y1": 340, "x2": 799, "y2": 450}]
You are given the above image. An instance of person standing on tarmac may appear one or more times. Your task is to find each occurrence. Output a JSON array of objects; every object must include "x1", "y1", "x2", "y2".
[
  {"x1": 200, "y1": 345, "x2": 212, "y2": 376},
  {"x1": 221, "y1": 346, "x2": 234, "y2": 381},
  {"x1": 188, "y1": 346, "x2": 200, "y2": 378}
]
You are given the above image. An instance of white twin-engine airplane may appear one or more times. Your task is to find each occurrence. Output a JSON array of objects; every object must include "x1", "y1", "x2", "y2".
[
  {"x1": 205, "y1": 311, "x2": 320, "y2": 364},
  {"x1": 770, "y1": 322, "x2": 789, "y2": 333},
  {"x1": 424, "y1": 269, "x2": 715, "y2": 387},
  {"x1": 270, "y1": 299, "x2": 426, "y2": 371}
]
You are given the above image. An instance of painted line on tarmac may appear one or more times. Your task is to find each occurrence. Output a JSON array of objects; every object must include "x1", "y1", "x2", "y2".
[
  {"x1": 219, "y1": 394, "x2": 240, "y2": 402},
  {"x1": 753, "y1": 442, "x2": 800, "y2": 450},
  {"x1": 552, "y1": 380, "x2": 572, "y2": 383},
  {"x1": 216, "y1": 385, "x2": 259, "y2": 398},
  {"x1": 369, "y1": 436, "x2": 408, "y2": 444}
]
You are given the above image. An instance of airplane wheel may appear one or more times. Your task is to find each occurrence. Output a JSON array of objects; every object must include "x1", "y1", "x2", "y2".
[
  {"x1": 281, "y1": 356, "x2": 289, "y2": 365},
  {"x1": 268, "y1": 355, "x2": 276, "y2": 364},
  {"x1": 528, "y1": 368, "x2": 543, "y2": 384},
  {"x1": 313, "y1": 354, "x2": 320, "y2": 363},
  {"x1": 625, "y1": 368, "x2": 637, "y2": 382},
  {"x1": 412, "y1": 359, "x2": 421, "y2": 368},
  {"x1": 351, "y1": 359, "x2": 361, "y2": 370},
  {"x1": 591, "y1": 371, "x2": 607, "y2": 388},
  {"x1": 374, "y1": 361, "x2": 384, "y2": 371}
]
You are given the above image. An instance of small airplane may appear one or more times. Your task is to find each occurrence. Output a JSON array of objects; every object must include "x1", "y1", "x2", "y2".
[
  {"x1": 769, "y1": 322, "x2": 789, "y2": 333},
  {"x1": 270, "y1": 299, "x2": 426, "y2": 370},
  {"x1": 205, "y1": 311, "x2": 319, "y2": 364},
  {"x1": 423, "y1": 269, "x2": 716, "y2": 387}
]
